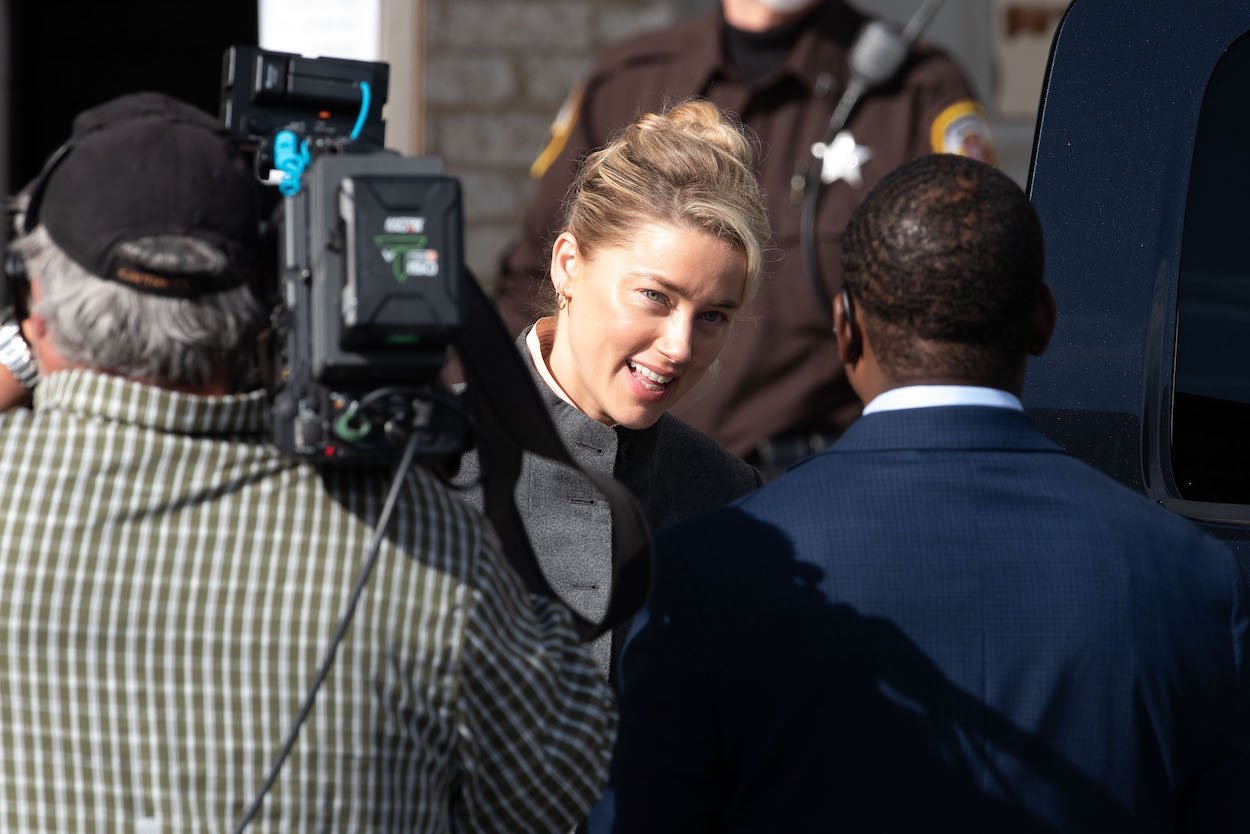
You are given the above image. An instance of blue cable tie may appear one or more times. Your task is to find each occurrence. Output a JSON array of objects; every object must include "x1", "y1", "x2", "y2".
[{"x1": 273, "y1": 130, "x2": 311, "y2": 197}]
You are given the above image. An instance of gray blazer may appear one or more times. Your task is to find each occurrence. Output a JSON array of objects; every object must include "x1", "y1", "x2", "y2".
[{"x1": 454, "y1": 332, "x2": 762, "y2": 674}]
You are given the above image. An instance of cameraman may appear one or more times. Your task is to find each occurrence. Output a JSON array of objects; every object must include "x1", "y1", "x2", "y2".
[{"x1": 0, "y1": 92, "x2": 615, "y2": 832}]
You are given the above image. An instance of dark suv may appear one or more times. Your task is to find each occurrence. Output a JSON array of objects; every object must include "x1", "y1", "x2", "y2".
[{"x1": 1026, "y1": 0, "x2": 1250, "y2": 565}]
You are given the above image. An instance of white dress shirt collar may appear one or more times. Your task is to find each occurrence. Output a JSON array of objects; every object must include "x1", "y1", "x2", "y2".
[{"x1": 861, "y1": 385, "x2": 1023, "y2": 416}]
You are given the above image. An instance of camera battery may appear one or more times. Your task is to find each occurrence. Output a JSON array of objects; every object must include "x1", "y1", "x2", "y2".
[{"x1": 338, "y1": 171, "x2": 463, "y2": 350}]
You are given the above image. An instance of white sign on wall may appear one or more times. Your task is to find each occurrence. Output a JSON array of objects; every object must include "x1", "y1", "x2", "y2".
[
  {"x1": 259, "y1": 0, "x2": 382, "y2": 62},
  {"x1": 993, "y1": 1, "x2": 1067, "y2": 118}
]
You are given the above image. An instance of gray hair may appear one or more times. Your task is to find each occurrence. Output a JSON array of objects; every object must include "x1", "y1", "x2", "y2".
[{"x1": 11, "y1": 225, "x2": 262, "y2": 388}]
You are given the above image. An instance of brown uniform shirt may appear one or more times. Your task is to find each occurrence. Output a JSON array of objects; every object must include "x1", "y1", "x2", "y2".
[{"x1": 494, "y1": 3, "x2": 992, "y2": 457}]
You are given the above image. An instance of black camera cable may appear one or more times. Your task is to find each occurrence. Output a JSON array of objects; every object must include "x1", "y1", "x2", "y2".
[{"x1": 794, "y1": 0, "x2": 946, "y2": 319}]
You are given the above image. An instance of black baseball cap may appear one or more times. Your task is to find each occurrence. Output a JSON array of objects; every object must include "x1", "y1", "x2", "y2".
[{"x1": 35, "y1": 91, "x2": 260, "y2": 298}]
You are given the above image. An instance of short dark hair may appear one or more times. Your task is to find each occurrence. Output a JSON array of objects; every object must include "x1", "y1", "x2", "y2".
[{"x1": 840, "y1": 153, "x2": 1044, "y2": 380}]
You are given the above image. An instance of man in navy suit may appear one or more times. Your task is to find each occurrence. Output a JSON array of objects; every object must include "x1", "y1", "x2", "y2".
[{"x1": 607, "y1": 154, "x2": 1250, "y2": 832}]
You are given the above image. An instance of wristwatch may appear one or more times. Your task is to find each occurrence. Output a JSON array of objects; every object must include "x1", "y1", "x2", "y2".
[{"x1": 0, "y1": 320, "x2": 39, "y2": 390}]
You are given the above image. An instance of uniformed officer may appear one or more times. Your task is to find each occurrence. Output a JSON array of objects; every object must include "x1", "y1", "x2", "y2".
[{"x1": 494, "y1": 0, "x2": 994, "y2": 476}]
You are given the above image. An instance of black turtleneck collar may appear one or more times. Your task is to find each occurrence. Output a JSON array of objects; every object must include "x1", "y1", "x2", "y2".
[{"x1": 720, "y1": 3, "x2": 825, "y2": 84}]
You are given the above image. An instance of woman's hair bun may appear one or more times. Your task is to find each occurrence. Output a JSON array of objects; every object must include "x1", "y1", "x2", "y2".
[
  {"x1": 560, "y1": 98, "x2": 771, "y2": 301},
  {"x1": 631, "y1": 99, "x2": 755, "y2": 169}
]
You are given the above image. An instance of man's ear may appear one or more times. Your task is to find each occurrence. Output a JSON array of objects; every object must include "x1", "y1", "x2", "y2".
[
  {"x1": 1029, "y1": 283, "x2": 1057, "y2": 357},
  {"x1": 20, "y1": 315, "x2": 47, "y2": 344},
  {"x1": 549, "y1": 231, "x2": 579, "y2": 303},
  {"x1": 20, "y1": 278, "x2": 62, "y2": 377},
  {"x1": 20, "y1": 278, "x2": 48, "y2": 343},
  {"x1": 833, "y1": 289, "x2": 860, "y2": 366}
]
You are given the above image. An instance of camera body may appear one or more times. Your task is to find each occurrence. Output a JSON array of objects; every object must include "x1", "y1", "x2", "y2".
[{"x1": 222, "y1": 46, "x2": 466, "y2": 464}]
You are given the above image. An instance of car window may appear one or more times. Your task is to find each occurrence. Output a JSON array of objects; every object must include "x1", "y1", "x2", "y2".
[{"x1": 1172, "y1": 33, "x2": 1250, "y2": 503}]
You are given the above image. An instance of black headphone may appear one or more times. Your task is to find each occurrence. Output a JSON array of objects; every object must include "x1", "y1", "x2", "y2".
[
  {"x1": 4, "y1": 142, "x2": 73, "y2": 318},
  {"x1": 840, "y1": 286, "x2": 858, "y2": 346}
]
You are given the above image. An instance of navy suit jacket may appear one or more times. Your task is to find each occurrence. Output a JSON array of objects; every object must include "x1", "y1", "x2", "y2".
[{"x1": 609, "y1": 406, "x2": 1250, "y2": 833}]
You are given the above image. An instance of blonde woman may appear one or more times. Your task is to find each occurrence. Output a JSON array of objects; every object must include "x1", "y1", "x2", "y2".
[{"x1": 460, "y1": 100, "x2": 771, "y2": 674}]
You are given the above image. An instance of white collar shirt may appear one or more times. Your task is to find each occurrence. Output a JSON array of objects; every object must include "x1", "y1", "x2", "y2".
[{"x1": 861, "y1": 385, "x2": 1024, "y2": 416}]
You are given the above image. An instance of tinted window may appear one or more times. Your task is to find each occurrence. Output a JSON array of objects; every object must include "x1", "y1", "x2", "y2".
[{"x1": 1172, "y1": 34, "x2": 1250, "y2": 503}]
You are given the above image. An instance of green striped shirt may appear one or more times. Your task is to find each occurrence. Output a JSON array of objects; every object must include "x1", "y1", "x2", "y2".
[{"x1": 0, "y1": 369, "x2": 615, "y2": 832}]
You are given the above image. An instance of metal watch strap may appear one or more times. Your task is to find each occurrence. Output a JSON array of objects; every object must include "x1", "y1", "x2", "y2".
[{"x1": 0, "y1": 321, "x2": 39, "y2": 390}]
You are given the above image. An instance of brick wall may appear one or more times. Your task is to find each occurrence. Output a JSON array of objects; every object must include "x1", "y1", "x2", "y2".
[{"x1": 425, "y1": 0, "x2": 679, "y2": 287}]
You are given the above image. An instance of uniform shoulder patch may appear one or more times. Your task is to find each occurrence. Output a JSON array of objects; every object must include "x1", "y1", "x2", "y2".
[
  {"x1": 930, "y1": 100, "x2": 996, "y2": 165},
  {"x1": 530, "y1": 83, "x2": 585, "y2": 180}
]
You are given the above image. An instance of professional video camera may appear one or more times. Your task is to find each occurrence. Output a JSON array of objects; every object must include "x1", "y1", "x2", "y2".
[
  {"x1": 221, "y1": 45, "x2": 466, "y2": 464},
  {"x1": 219, "y1": 44, "x2": 649, "y2": 641}
]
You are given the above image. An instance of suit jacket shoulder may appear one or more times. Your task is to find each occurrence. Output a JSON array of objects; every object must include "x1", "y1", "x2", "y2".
[
  {"x1": 575, "y1": 11, "x2": 721, "y2": 139},
  {"x1": 589, "y1": 11, "x2": 716, "y2": 80}
]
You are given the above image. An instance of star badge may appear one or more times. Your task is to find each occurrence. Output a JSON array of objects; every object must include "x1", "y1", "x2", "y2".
[{"x1": 812, "y1": 131, "x2": 872, "y2": 187}]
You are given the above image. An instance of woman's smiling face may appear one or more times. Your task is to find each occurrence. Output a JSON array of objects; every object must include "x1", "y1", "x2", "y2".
[{"x1": 547, "y1": 222, "x2": 747, "y2": 430}]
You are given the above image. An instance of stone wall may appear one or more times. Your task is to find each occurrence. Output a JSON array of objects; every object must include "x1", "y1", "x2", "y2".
[{"x1": 424, "y1": 0, "x2": 680, "y2": 287}]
